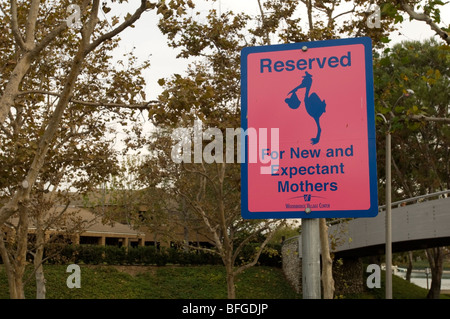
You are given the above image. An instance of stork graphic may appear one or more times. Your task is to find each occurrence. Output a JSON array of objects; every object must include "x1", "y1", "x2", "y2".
[{"x1": 285, "y1": 72, "x2": 326, "y2": 145}]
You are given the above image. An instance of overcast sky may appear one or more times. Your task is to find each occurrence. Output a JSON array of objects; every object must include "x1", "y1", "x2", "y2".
[
  {"x1": 101, "y1": 0, "x2": 449, "y2": 153},
  {"x1": 106, "y1": 0, "x2": 449, "y2": 102}
]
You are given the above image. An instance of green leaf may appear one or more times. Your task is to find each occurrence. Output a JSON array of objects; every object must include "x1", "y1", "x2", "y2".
[
  {"x1": 380, "y1": 57, "x2": 391, "y2": 66},
  {"x1": 381, "y1": 3, "x2": 397, "y2": 17},
  {"x1": 394, "y1": 15, "x2": 404, "y2": 24},
  {"x1": 435, "y1": 69, "x2": 441, "y2": 79},
  {"x1": 394, "y1": 106, "x2": 405, "y2": 113}
]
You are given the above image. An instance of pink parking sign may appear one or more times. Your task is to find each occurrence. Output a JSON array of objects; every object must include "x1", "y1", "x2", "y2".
[{"x1": 241, "y1": 37, "x2": 378, "y2": 219}]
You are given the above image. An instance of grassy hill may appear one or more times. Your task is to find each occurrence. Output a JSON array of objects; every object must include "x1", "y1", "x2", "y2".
[
  {"x1": 352, "y1": 269, "x2": 450, "y2": 299},
  {"x1": 0, "y1": 264, "x2": 448, "y2": 299},
  {"x1": 0, "y1": 265, "x2": 300, "y2": 299}
]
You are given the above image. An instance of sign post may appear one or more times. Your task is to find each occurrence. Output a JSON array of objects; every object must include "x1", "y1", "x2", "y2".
[
  {"x1": 301, "y1": 218, "x2": 321, "y2": 299},
  {"x1": 240, "y1": 37, "x2": 378, "y2": 298}
]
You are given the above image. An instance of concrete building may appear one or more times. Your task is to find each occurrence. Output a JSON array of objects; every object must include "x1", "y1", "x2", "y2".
[{"x1": 3, "y1": 206, "x2": 146, "y2": 248}]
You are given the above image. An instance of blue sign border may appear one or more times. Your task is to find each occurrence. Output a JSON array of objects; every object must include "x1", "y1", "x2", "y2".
[{"x1": 240, "y1": 37, "x2": 378, "y2": 219}]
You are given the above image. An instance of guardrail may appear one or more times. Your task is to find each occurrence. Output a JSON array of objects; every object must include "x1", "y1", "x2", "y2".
[
  {"x1": 282, "y1": 190, "x2": 450, "y2": 232},
  {"x1": 327, "y1": 189, "x2": 450, "y2": 227},
  {"x1": 378, "y1": 189, "x2": 450, "y2": 211}
]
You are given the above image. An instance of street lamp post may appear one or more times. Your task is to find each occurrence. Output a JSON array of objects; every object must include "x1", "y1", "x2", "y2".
[
  {"x1": 377, "y1": 112, "x2": 392, "y2": 299},
  {"x1": 385, "y1": 120, "x2": 392, "y2": 299},
  {"x1": 377, "y1": 89, "x2": 414, "y2": 300}
]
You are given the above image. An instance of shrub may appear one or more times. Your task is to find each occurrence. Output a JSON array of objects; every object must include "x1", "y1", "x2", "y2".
[
  {"x1": 76, "y1": 245, "x2": 105, "y2": 264},
  {"x1": 103, "y1": 246, "x2": 127, "y2": 265},
  {"x1": 39, "y1": 243, "x2": 280, "y2": 267},
  {"x1": 238, "y1": 243, "x2": 282, "y2": 267}
]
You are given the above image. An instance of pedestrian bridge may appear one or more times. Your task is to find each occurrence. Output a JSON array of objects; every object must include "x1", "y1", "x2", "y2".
[
  {"x1": 281, "y1": 192, "x2": 449, "y2": 294},
  {"x1": 296, "y1": 192, "x2": 450, "y2": 258}
]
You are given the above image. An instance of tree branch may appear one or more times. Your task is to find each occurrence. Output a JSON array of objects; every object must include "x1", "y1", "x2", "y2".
[
  {"x1": 231, "y1": 221, "x2": 272, "y2": 264},
  {"x1": 24, "y1": 0, "x2": 40, "y2": 47},
  {"x1": 32, "y1": 22, "x2": 68, "y2": 56},
  {"x1": 31, "y1": 0, "x2": 94, "y2": 56},
  {"x1": 332, "y1": 5, "x2": 356, "y2": 21},
  {"x1": 408, "y1": 114, "x2": 450, "y2": 124},
  {"x1": 177, "y1": 190, "x2": 224, "y2": 254},
  {"x1": 0, "y1": 0, "x2": 75, "y2": 125},
  {"x1": 182, "y1": 243, "x2": 219, "y2": 256},
  {"x1": 0, "y1": 0, "x2": 148, "y2": 125},
  {"x1": 401, "y1": 2, "x2": 449, "y2": 44},
  {"x1": 181, "y1": 162, "x2": 219, "y2": 196},
  {"x1": 233, "y1": 221, "x2": 282, "y2": 276},
  {"x1": 10, "y1": 0, "x2": 26, "y2": 51},
  {"x1": 257, "y1": 0, "x2": 270, "y2": 45},
  {"x1": 392, "y1": 157, "x2": 414, "y2": 198},
  {"x1": 16, "y1": 90, "x2": 161, "y2": 110},
  {"x1": 85, "y1": 0, "x2": 148, "y2": 55},
  {"x1": 301, "y1": 0, "x2": 314, "y2": 39},
  {"x1": 0, "y1": 124, "x2": 13, "y2": 139}
]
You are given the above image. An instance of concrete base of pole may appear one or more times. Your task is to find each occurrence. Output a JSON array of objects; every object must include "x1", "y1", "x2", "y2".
[{"x1": 302, "y1": 218, "x2": 321, "y2": 299}]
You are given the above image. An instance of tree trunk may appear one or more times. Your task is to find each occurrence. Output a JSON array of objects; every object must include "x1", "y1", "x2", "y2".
[
  {"x1": 182, "y1": 198, "x2": 189, "y2": 251},
  {"x1": 13, "y1": 273, "x2": 25, "y2": 299},
  {"x1": 225, "y1": 262, "x2": 236, "y2": 299},
  {"x1": 6, "y1": 270, "x2": 18, "y2": 299},
  {"x1": 0, "y1": 235, "x2": 19, "y2": 299},
  {"x1": 34, "y1": 263, "x2": 46, "y2": 299},
  {"x1": 16, "y1": 208, "x2": 29, "y2": 299},
  {"x1": 319, "y1": 218, "x2": 334, "y2": 299},
  {"x1": 223, "y1": 246, "x2": 236, "y2": 299},
  {"x1": 406, "y1": 251, "x2": 413, "y2": 282},
  {"x1": 426, "y1": 247, "x2": 443, "y2": 299},
  {"x1": 34, "y1": 211, "x2": 46, "y2": 299}
]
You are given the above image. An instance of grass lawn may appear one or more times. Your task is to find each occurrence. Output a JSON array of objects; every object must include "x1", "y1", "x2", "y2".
[
  {"x1": 0, "y1": 264, "x2": 448, "y2": 299},
  {"x1": 0, "y1": 264, "x2": 300, "y2": 299},
  {"x1": 351, "y1": 269, "x2": 450, "y2": 299}
]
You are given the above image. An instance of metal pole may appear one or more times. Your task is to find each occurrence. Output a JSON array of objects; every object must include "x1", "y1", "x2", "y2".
[
  {"x1": 302, "y1": 218, "x2": 321, "y2": 299},
  {"x1": 378, "y1": 92, "x2": 415, "y2": 299},
  {"x1": 385, "y1": 128, "x2": 392, "y2": 299}
]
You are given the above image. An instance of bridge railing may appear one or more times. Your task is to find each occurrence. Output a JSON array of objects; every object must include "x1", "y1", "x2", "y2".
[
  {"x1": 377, "y1": 189, "x2": 450, "y2": 211},
  {"x1": 325, "y1": 189, "x2": 450, "y2": 227},
  {"x1": 281, "y1": 190, "x2": 450, "y2": 251}
]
